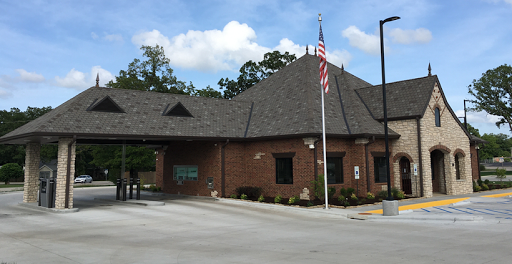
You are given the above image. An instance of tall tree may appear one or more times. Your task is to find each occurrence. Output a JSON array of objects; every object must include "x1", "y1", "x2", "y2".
[
  {"x1": 218, "y1": 51, "x2": 296, "y2": 99},
  {"x1": 0, "y1": 106, "x2": 55, "y2": 165},
  {"x1": 107, "y1": 45, "x2": 195, "y2": 94},
  {"x1": 468, "y1": 64, "x2": 512, "y2": 132}
]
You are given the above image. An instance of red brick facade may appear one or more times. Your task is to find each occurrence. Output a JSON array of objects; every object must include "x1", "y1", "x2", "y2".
[
  {"x1": 470, "y1": 144, "x2": 480, "y2": 182},
  {"x1": 155, "y1": 137, "x2": 394, "y2": 199}
]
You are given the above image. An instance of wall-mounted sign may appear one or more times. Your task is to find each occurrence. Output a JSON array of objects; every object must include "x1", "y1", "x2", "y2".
[
  {"x1": 413, "y1": 164, "x2": 418, "y2": 176},
  {"x1": 354, "y1": 166, "x2": 360, "y2": 179}
]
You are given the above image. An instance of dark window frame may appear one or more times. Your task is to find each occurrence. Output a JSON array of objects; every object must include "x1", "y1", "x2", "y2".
[
  {"x1": 435, "y1": 107, "x2": 441, "y2": 127},
  {"x1": 455, "y1": 154, "x2": 461, "y2": 180},
  {"x1": 326, "y1": 152, "x2": 345, "y2": 184},
  {"x1": 373, "y1": 155, "x2": 387, "y2": 183},
  {"x1": 273, "y1": 153, "x2": 295, "y2": 185}
]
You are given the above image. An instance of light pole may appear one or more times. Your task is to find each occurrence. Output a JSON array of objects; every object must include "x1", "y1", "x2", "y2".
[
  {"x1": 380, "y1": 16, "x2": 400, "y2": 201},
  {"x1": 464, "y1": 99, "x2": 470, "y2": 130},
  {"x1": 380, "y1": 16, "x2": 400, "y2": 216}
]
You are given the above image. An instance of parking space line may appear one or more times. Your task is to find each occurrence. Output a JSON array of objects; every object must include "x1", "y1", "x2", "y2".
[
  {"x1": 482, "y1": 209, "x2": 512, "y2": 216},
  {"x1": 433, "y1": 207, "x2": 453, "y2": 213},
  {"x1": 366, "y1": 198, "x2": 469, "y2": 214},
  {"x1": 447, "y1": 207, "x2": 473, "y2": 214},
  {"x1": 481, "y1": 192, "x2": 512, "y2": 198},
  {"x1": 465, "y1": 208, "x2": 495, "y2": 215}
]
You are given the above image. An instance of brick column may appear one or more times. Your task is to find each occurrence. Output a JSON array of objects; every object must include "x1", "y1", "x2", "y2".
[
  {"x1": 55, "y1": 138, "x2": 76, "y2": 209},
  {"x1": 23, "y1": 143, "x2": 41, "y2": 203}
]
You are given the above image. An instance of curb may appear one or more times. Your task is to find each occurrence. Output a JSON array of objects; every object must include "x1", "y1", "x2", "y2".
[{"x1": 18, "y1": 202, "x2": 80, "y2": 213}]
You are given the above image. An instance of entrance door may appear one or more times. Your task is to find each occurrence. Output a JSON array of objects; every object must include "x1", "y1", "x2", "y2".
[
  {"x1": 431, "y1": 150, "x2": 444, "y2": 193},
  {"x1": 400, "y1": 157, "x2": 412, "y2": 195}
]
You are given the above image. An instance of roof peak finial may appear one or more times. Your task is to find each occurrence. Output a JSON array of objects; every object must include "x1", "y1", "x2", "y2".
[
  {"x1": 96, "y1": 73, "x2": 100, "y2": 87},
  {"x1": 428, "y1": 62, "x2": 432, "y2": 76},
  {"x1": 314, "y1": 46, "x2": 317, "y2": 56},
  {"x1": 341, "y1": 64, "x2": 344, "y2": 74},
  {"x1": 306, "y1": 45, "x2": 309, "y2": 55}
]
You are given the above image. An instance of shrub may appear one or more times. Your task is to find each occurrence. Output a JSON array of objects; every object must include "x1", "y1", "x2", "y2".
[
  {"x1": 343, "y1": 201, "x2": 350, "y2": 207},
  {"x1": 481, "y1": 183, "x2": 489, "y2": 191},
  {"x1": 477, "y1": 179, "x2": 483, "y2": 186},
  {"x1": 306, "y1": 201, "x2": 314, "y2": 207},
  {"x1": 240, "y1": 194, "x2": 248, "y2": 200},
  {"x1": 506, "y1": 158, "x2": 511, "y2": 162},
  {"x1": 473, "y1": 181, "x2": 481, "y2": 192},
  {"x1": 0, "y1": 163, "x2": 23, "y2": 184},
  {"x1": 327, "y1": 187, "x2": 336, "y2": 199},
  {"x1": 339, "y1": 187, "x2": 348, "y2": 197},
  {"x1": 395, "y1": 190, "x2": 405, "y2": 199},
  {"x1": 337, "y1": 195, "x2": 345, "y2": 202},
  {"x1": 366, "y1": 192, "x2": 375, "y2": 199},
  {"x1": 350, "y1": 193, "x2": 358, "y2": 201},
  {"x1": 274, "y1": 195, "x2": 282, "y2": 203},
  {"x1": 288, "y1": 196, "x2": 299, "y2": 205},
  {"x1": 230, "y1": 194, "x2": 238, "y2": 199},
  {"x1": 391, "y1": 187, "x2": 400, "y2": 198},
  {"x1": 484, "y1": 179, "x2": 490, "y2": 185},
  {"x1": 496, "y1": 168, "x2": 507, "y2": 181},
  {"x1": 235, "y1": 186, "x2": 262, "y2": 199},
  {"x1": 258, "y1": 195, "x2": 265, "y2": 202},
  {"x1": 361, "y1": 198, "x2": 366, "y2": 204},
  {"x1": 311, "y1": 174, "x2": 325, "y2": 200},
  {"x1": 479, "y1": 164, "x2": 486, "y2": 171},
  {"x1": 378, "y1": 190, "x2": 388, "y2": 199},
  {"x1": 347, "y1": 188, "x2": 355, "y2": 197}
]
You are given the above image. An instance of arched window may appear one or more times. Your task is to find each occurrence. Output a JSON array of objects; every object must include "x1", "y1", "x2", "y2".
[{"x1": 435, "y1": 107, "x2": 441, "y2": 127}]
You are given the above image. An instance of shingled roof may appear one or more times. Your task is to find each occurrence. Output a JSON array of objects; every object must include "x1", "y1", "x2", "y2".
[
  {"x1": 355, "y1": 75, "x2": 438, "y2": 120},
  {"x1": 0, "y1": 88, "x2": 253, "y2": 144},
  {"x1": 234, "y1": 54, "x2": 398, "y2": 138}
]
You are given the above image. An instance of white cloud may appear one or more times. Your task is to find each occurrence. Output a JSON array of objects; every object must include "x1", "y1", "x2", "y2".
[
  {"x1": 15, "y1": 69, "x2": 45, "y2": 83},
  {"x1": 55, "y1": 66, "x2": 114, "y2": 89},
  {"x1": 455, "y1": 109, "x2": 501, "y2": 124},
  {"x1": 91, "y1": 32, "x2": 99, "y2": 40},
  {"x1": 104, "y1": 34, "x2": 123, "y2": 42},
  {"x1": 506, "y1": 0, "x2": 512, "y2": 6},
  {"x1": 341, "y1": 26, "x2": 381, "y2": 55},
  {"x1": 389, "y1": 28, "x2": 432, "y2": 44},
  {"x1": 0, "y1": 89, "x2": 11, "y2": 99},
  {"x1": 132, "y1": 21, "x2": 351, "y2": 72}
]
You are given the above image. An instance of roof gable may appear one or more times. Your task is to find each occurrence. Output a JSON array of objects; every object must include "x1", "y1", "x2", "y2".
[
  {"x1": 87, "y1": 95, "x2": 125, "y2": 113},
  {"x1": 163, "y1": 102, "x2": 193, "y2": 117}
]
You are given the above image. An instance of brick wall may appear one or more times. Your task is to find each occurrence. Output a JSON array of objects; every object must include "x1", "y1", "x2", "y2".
[{"x1": 156, "y1": 137, "x2": 392, "y2": 199}]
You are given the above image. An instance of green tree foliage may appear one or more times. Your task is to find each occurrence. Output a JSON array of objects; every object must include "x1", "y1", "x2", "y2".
[
  {"x1": 0, "y1": 106, "x2": 55, "y2": 165},
  {"x1": 107, "y1": 45, "x2": 195, "y2": 94},
  {"x1": 466, "y1": 123, "x2": 481, "y2": 138},
  {"x1": 479, "y1": 133, "x2": 512, "y2": 160},
  {"x1": 468, "y1": 64, "x2": 512, "y2": 132},
  {"x1": 89, "y1": 145, "x2": 156, "y2": 175},
  {"x1": 193, "y1": 85, "x2": 223, "y2": 99},
  {"x1": 218, "y1": 51, "x2": 296, "y2": 99},
  {"x1": 0, "y1": 163, "x2": 23, "y2": 184}
]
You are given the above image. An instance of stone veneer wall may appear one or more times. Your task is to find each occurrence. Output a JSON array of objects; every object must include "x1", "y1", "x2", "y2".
[
  {"x1": 55, "y1": 138, "x2": 76, "y2": 209},
  {"x1": 419, "y1": 83, "x2": 472, "y2": 197},
  {"x1": 388, "y1": 119, "x2": 421, "y2": 197},
  {"x1": 23, "y1": 143, "x2": 41, "y2": 203}
]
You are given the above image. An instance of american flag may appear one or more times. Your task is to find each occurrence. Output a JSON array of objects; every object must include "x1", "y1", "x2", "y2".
[{"x1": 318, "y1": 24, "x2": 329, "y2": 94}]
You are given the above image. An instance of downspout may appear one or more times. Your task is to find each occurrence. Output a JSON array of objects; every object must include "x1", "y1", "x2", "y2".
[
  {"x1": 221, "y1": 139, "x2": 229, "y2": 197},
  {"x1": 365, "y1": 136, "x2": 376, "y2": 193},
  {"x1": 416, "y1": 117, "x2": 424, "y2": 197},
  {"x1": 476, "y1": 143, "x2": 481, "y2": 181},
  {"x1": 65, "y1": 135, "x2": 76, "y2": 209},
  {"x1": 313, "y1": 138, "x2": 321, "y2": 181}
]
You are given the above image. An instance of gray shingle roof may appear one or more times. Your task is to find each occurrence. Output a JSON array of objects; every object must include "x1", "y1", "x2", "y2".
[
  {"x1": 355, "y1": 75, "x2": 438, "y2": 120},
  {"x1": 1, "y1": 88, "x2": 253, "y2": 144},
  {"x1": 234, "y1": 54, "x2": 398, "y2": 138}
]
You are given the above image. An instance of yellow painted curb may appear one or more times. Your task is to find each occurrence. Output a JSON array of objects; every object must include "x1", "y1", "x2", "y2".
[
  {"x1": 481, "y1": 192, "x2": 512, "y2": 198},
  {"x1": 366, "y1": 197, "x2": 470, "y2": 215}
]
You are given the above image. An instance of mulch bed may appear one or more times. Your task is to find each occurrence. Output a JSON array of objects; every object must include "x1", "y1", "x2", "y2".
[{"x1": 233, "y1": 196, "x2": 403, "y2": 208}]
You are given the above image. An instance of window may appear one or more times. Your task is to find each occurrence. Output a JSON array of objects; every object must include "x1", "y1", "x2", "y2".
[
  {"x1": 374, "y1": 157, "x2": 387, "y2": 183},
  {"x1": 276, "y1": 158, "x2": 293, "y2": 184},
  {"x1": 455, "y1": 154, "x2": 461, "y2": 180},
  {"x1": 435, "y1": 107, "x2": 441, "y2": 127},
  {"x1": 173, "y1": 165, "x2": 198, "y2": 181},
  {"x1": 326, "y1": 156, "x2": 344, "y2": 184}
]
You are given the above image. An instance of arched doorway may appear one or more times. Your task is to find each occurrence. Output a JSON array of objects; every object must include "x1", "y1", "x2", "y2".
[
  {"x1": 399, "y1": 157, "x2": 412, "y2": 194},
  {"x1": 430, "y1": 149, "x2": 446, "y2": 194}
]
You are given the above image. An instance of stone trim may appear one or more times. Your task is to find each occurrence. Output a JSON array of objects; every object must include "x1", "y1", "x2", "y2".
[
  {"x1": 428, "y1": 144, "x2": 451, "y2": 154},
  {"x1": 453, "y1": 148, "x2": 466, "y2": 157},
  {"x1": 392, "y1": 152, "x2": 414, "y2": 163}
]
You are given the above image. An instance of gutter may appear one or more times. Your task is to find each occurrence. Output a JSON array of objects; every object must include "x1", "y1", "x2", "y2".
[
  {"x1": 65, "y1": 135, "x2": 76, "y2": 209},
  {"x1": 364, "y1": 136, "x2": 376, "y2": 193},
  {"x1": 221, "y1": 139, "x2": 229, "y2": 197}
]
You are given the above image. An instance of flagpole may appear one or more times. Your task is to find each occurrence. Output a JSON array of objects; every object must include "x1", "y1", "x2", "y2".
[{"x1": 319, "y1": 14, "x2": 329, "y2": 210}]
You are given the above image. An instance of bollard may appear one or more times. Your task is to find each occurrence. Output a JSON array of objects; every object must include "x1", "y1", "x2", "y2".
[
  {"x1": 116, "y1": 178, "x2": 121, "y2": 200},
  {"x1": 136, "y1": 178, "x2": 141, "y2": 200},
  {"x1": 129, "y1": 178, "x2": 133, "y2": 199},
  {"x1": 122, "y1": 178, "x2": 127, "y2": 201},
  {"x1": 48, "y1": 178, "x2": 55, "y2": 208}
]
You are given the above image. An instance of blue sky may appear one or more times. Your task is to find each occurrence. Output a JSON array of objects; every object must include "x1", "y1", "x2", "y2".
[{"x1": 1, "y1": 0, "x2": 511, "y2": 136}]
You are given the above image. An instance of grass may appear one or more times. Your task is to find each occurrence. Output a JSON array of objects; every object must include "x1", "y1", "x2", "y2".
[
  {"x1": 0, "y1": 184, "x2": 23, "y2": 188},
  {"x1": 480, "y1": 170, "x2": 512, "y2": 176}
]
